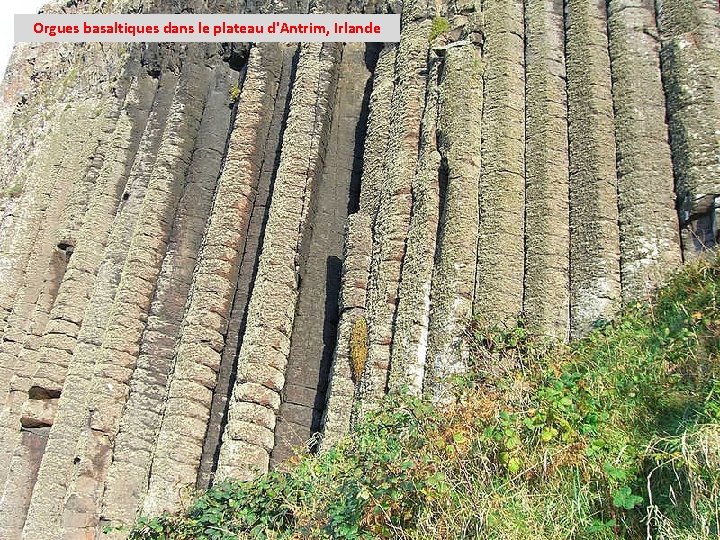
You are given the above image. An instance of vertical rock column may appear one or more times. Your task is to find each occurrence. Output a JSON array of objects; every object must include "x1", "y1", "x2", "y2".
[
  {"x1": 100, "y1": 63, "x2": 237, "y2": 532},
  {"x1": 59, "y1": 58, "x2": 216, "y2": 538},
  {"x1": 426, "y1": 40, "x2": 483, "y2": 394},
  {"x1": 361, "y1": 3, "x2": 432, "y2": 412},
  {"x1": 607, "y1": 0, "x2": 682, "y2": 300},
  {"x1": 474, "y1": 0, "x2": 526, "y2": 327},
  {"x1": 320, "y1": 213, "x2": 372, "y2": 448},
  {"x1": 18, "y1": 70, "x2": 158, "y2": 539},
  {"x1": 0, "y1": 102, "x2": 108, "y2": 540},
  {"x1": 143, "y1": 44, "x2": 283, "y2": 515},
  {"x1": 656, "y1": 0, "x2": 720, "y2": 257},
  {"x1": 0, "y1": 106, "x2": 103, "y2": 406},
  {"x1": 357, "y1": 47, "x2": 395, "y2": 217},
  {"x1": 0, "y1": 68, "x2": 154, "y2": 508},
  {"x1": 197, "y1": 44, "x2": 294, "y2": 490},
  {"x1": 321, "y1": 47, "x2": 395, "y2": 443},
  {"x1": 0, "y1": 104, "x2": 105, "y2": 436},
  {"x1": 272, "y1": 41, "x2": 371, "y2": 465},
  {"x1": 0, "y1": 112, "x2": 88, "y2": 335},
  {"x1": 523, "y1": 0, "x2": 570, "y2": 339},
  {"x1": 387, "y1": 49, "x2": 440, "y2": 394},
  {"x1": 17, "y1": 71, "x2": 162, "y2": 408},
  {"x1": 565, "y1": 0, "x2": 621, "y2": 336},
  {"x1": 24, "y1": 55, "x2": 210, "y2": 539},
  {"x1": 215, "y1": 41, "x2": 340, "y2": 482}
]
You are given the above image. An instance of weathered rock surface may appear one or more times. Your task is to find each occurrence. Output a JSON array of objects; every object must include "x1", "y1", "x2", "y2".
[
  {"x1": 565, "y1": 0, "x2": 621, "y2": 337},
  {"x1": 523, "y1": 0, "x2": 569, "y2": 339},
  {"x1": 0, "y1": 0, "x2": 716, "y2": 536},
  {"x1": 656, "y1": 0, "x2": 720, "y2": 257}
]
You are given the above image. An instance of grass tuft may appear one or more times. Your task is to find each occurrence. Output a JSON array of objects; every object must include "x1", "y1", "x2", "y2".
[{"x1": 429, "y1": 16, "x2": 450, "y2": 42}]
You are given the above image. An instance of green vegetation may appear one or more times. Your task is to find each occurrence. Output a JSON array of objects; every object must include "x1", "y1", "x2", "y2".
[
  {"x1": 1, "y1": 182, "x2": 23, "y2": 198},
  {"x1": 229, "y1": 83, "x2": 241, "y2": 103},
  {"x1": 429, "y1": 16, "x2": 450, "y2": 42},
  {"x1": 126, "y1": 256, "x2": 720, "y2": 539}
]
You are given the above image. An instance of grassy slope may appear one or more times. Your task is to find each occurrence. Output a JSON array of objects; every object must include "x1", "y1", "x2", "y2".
[{"x1": 126, "y1": 256, "x2": 720, "y2": 540}]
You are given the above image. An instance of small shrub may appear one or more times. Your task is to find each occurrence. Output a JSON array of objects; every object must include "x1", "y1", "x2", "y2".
[
  {"x1": 429, "y1": 16, "x2": 450, "y2": 41},
  {"x1": 229, "y1": 83, "x2": 241, "y2": 102},
  {"x1": 349, "y1": 316, "x2": 368, "y2": 382}
]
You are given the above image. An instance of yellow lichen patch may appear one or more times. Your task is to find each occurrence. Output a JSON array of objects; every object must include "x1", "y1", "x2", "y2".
[{"x1": 349, "y1": 316, "x2": 368, "y2": 382}]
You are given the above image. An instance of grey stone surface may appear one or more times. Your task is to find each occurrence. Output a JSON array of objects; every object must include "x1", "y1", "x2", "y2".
[
  {"x1": 473, "y1": 0, "x2": 526, "y2": 329},
  {"x1": 216, "y1": 39, "x2": 341, "y2": 482},
  {"x1": 427, "y1": 41, "x2": 482, "y2": 397},
  {"x1": 272, "y1": 42, "x2": 373, "y2": 466},
  {"x1": 361, "y1": 11, "x2": 432, "y2": 417},
  {"x1": 656, "y1": 0, "x2": 720, "y2": 257},
  {"x1": 523, "y1": 0, "x2": 570, "y2": 339},
  {"x1": 565, "y1": 0, "x2": 621, "y2": 337},
  {"x1": 608, "y1": 0, "x2": 682, "y2": 300}
]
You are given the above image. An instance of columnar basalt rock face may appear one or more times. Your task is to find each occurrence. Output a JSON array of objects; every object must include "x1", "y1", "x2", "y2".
[
  {"x1": 388, "y1": 48, "x2": 440, "y2": 395},
  {"x1": 271, "y1": 41, "x2": 375, "y2": 465},
  {"x1": 0, "y1": 0, "x2": 716, "y2": 536},
  {"x1": 103, "y1": 61, "x2": 236, "y2": 531},
  {"x1": 321, "y1": 213, "x2": 372, "y2": 448},
  {"x1": 523, "y1": 0, "x2": 569, "y2": 339},
  {"x1": 474, "y1": 0, "x2": 526, "y2": 328},
  {"x1": 144, "y1": 42, "x2": 280, "y2": 516},
  {"x1": 426, "y1": 40, "x2": 482, "y2": 394},
  {"x1": 565, "y1": 0, "x2": 621, "y2": 337},
  {"x1": 361, "y1": 7, "x2": 433, "y2": 415},
  {"x1": 196, "y1": 43, "x2": 295, "y2": 491},
  {"x1": 216, "y1": 38, "x2": 342, "y2": 481},
  {"x1": 607, "y1": 0, "x2": 682, "y2": 300},
  {"x1": 656, "y1": 0, "x2": 720, "y2": 257}
]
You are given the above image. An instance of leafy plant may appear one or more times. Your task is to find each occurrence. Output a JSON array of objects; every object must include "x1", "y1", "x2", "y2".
[
  {"x1": 429, "y1": 16, "x2": 450, "y2": 41},
  {"x1": 229, "y1": 83, "x2": 241, "y2": 103}
]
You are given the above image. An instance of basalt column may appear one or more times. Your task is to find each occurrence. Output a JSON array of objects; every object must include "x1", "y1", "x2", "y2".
[
  {"x1": 656, "y1": 0, "x2": 720, "y2": 257},
  {"x1": 216, "y1": 41, "x2": 340, "y2": 482},
  {"x1": 523, "y1": 0, "x2": 570, "y2": 339},
  {"x1": 387, "y1": 47, "x2": 440, "y2": 395},
  {"x1": 474, "y1": 0, "x2": 526, "y2": 327},
  {"x1": 426, "y1": 38, "x2": 482, "y2": 394},
  {"x1": 607, "y1": 0, "x2": 682, "y2": 300},
  {"x1": 0, "y1": 106, "x2": 118, "y2": 539},
  {"x1": 23, "y1": 46, "x2": 213, "y2": 539},
  {"x1": 565, "y1": 0, "x2": 621, "y2": 336},
  {"x1": 0, "y1": 82, "x2": 134, "y2": 540},
  {"x1": 321, "y1": 46, "x2": 395, "y2": 443},
  {"x1": 0, "y1": 62, "x2": 156, "y2": 539},
  {"x1": 98, "y1": 62, "x2": 238, "y2": 534},
  {"x1": 196, "y1": 44, "x2": 296, "y2": 490},
  {"x1": 271, "y1": 42, "x2": 374, "y2": 465},
  {"x1": 0, "y1": 105, "x2": 110, "y2": 468},
  {"x1": 14, "y1": 70, "x2": 164, "y2": 538},
  {"x1": 143, "y1": 43, "x2": 283, "y2": 515},
  {"x1": 59, "y1": 55, "x2": 214, "y2": 540},
  {"x1": 357, "y1": 47, "x2": 395, "y2": 217},
  {"x1": 321, "y1": 213, "x2": 373, "y2": 448},
  {"x1": 360, "y1": 0, "x2": 433, "y2": 414}
]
